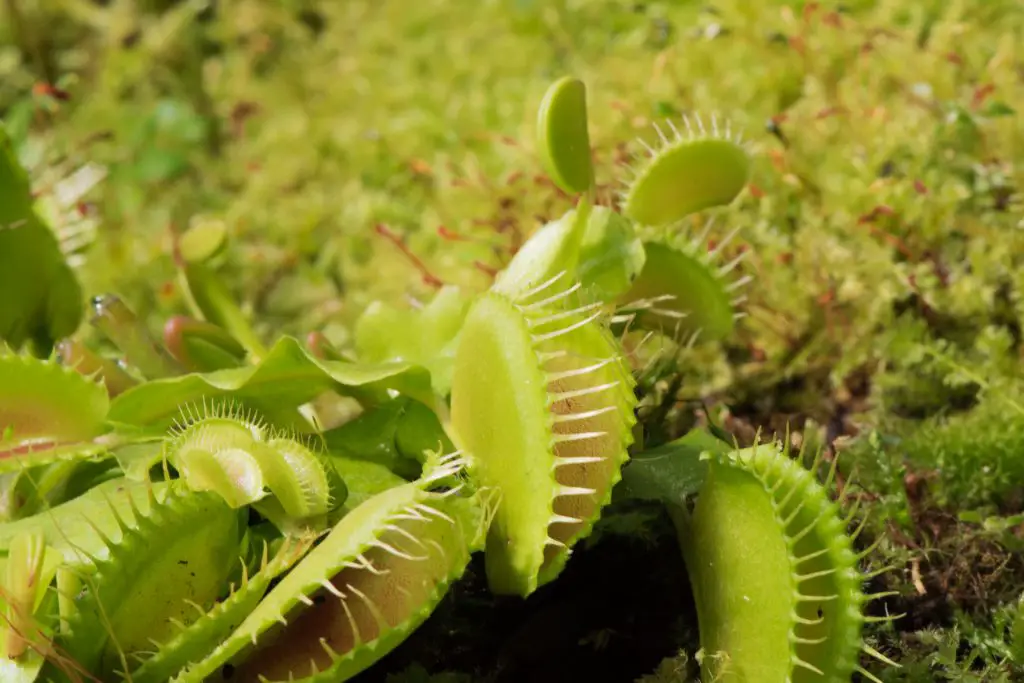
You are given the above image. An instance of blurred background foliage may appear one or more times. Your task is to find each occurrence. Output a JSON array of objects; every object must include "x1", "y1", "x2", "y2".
[{"x1": 2, "y1": 0, "x2": 1024, "y2": 679}]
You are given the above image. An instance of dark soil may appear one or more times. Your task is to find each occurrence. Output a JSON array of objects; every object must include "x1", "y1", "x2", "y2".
[{"x1": 357, "y1": 502, "x2": 698, "y2": 683}]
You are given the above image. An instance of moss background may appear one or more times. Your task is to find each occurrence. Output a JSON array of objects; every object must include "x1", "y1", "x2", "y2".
[{"x1": 2, "y1": 0, "x2": 1024, "y2": 680}]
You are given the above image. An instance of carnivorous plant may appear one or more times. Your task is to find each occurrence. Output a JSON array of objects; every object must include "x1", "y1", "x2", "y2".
[{"x1": 0, "y1": 76, "x2": 896, "y2": 683}]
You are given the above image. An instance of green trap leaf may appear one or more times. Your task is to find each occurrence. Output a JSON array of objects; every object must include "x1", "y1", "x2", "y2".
[
  {"x1": 0, "y1": 125, "x2": 83, "y2": 353},
  {"x1": 0, "y1": 354, "x2": 110, "y2": 474},
  {"x1": 617, "y1": 238, "x2": 746, "y2": 343},
  {"x1": 178, "y1": 218, "x2": 228, "y2": 264},
  {"x1": 624, "y1": 120, "x2": 750, "y2": 225},
  {"x1": 536, "y1": 76, "x2": 594, "y2": 195}
]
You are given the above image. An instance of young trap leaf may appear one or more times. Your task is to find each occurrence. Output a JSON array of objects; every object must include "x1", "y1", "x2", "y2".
[
  {"x1": 163, "y1": 316, "x2": 248, "y2": 373},
  {"x1": 173, "y1": 463, "x2": 491, "y2": 683},
  {"x1": 1, "y1": 532, "x2": 60, "y2": 652},
  {"x1": 449, "y1": 277, "x2": 637, "y2": 596},
  {"x1": 0, "y1": 125, "x2": 84, "y2": 354},
  {"x1": 0, "y1": 353, "x2": 110, "y2": 474},
  {"x1": 163, "y1": 403, "x2": 347, "y2": 531},
  {"x1": 676, "y1": 441, "x2": 898, "y2": 683},
  {"x1": 106, "y1": 335, "x2": 432, "y2": 431},
  {"x1": 623, "y1": 114, "x2": 750, "y2": 226},
  {"x1": 179, "y1": 262, "x2": 268, "y2": 363},
  {"x1": 175, "y1": 218, "x2": 268, "y2": 362},
  {"x1": 55, "y1": 338, "x2": 138, "y2": 397},
  {"x1": 177, "y1": 216, "x2": 229, "y2": 265},
  {"x1": 90, "y1": 294, "x2": 183, "y2": 380},
  {"x1": 536, "y1": 76, "x2": 594, "y2": 196},
  {"x1": 491, "y1": 75, "x2": 605, "y2": 302},
  {"x1": 615, "y1": 230, "x2": 750, "y2": 344}
]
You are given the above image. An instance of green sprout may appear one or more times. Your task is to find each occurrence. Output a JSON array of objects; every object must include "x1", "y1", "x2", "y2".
[{"x1": 536, "y1": 76, "x2": 595, "y2": 197}]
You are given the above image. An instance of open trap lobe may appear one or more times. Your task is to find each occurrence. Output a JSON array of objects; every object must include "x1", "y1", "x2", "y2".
[{"x1": 222, "y1": 501, "x2": 465, "y2": 682}]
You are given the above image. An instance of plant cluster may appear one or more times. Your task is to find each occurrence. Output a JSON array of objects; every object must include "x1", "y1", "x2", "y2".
[
  {"x1": 0, "y1": 74, "x2": 899, "y2": 682},
  {"x1": 3, "y1": 1, "x2": 1024, "y2": 681}
]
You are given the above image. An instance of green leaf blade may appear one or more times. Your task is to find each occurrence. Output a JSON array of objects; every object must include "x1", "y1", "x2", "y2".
[{"x1": 107, "y1": 336, "x2": 432, "y2": 429}]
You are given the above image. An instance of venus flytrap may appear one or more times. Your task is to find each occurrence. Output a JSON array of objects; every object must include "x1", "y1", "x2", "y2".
[
  {"x1": 490, "y1": 76, "x2": 598, "y2": 301},
  {"x1": 174, "y1": 219, "x2": 269, "y2": 363},
  {"x1": 615, "y1": 226, "x2": 751, "y2": 344},
  {"x1": 491, "y1": 78, "x2": 752, "y2": 349},
  {"x1": 0, "y1": 352, "x2": 110, "y2": 473},
  {"x1": 125, "y1": 536, "x2": 314, "y2": 683},
  {"x1": 536, "y1": 76, "x2": 595, "y2": 198},
  {"x1": 58, "y1": 484, "x2": 244, "y2": 681},
  {"x1": 613, "y1": 116, "x2": 752, "y2": 345},
  {"x1": 617, "y1": 428, "x2": 900, "y2": 683},
  {"x1": 622, "y1": 114, "x2": 750, "y2": 227},
  {"x1": 162, "y1": 401, "x2": 347, "y2": 532},
  {"x1": 0, "y1": 125, "x2": 84, "y2": 356},
  {"x1": 449, "y1": 276, "x2": 638, "y2": 596},
  {"x1": 0, "y1": 75, "x2": 896, "y2": 683},
  {"x1": 478, "y1": 77, "x2": 891, "y2": 678},
  {"x1": 675, "y1": 439, "x2": 900, "y2": 683},
  {"x1": 173, "y1": 458, "x2": 493, "y2": 683}
]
